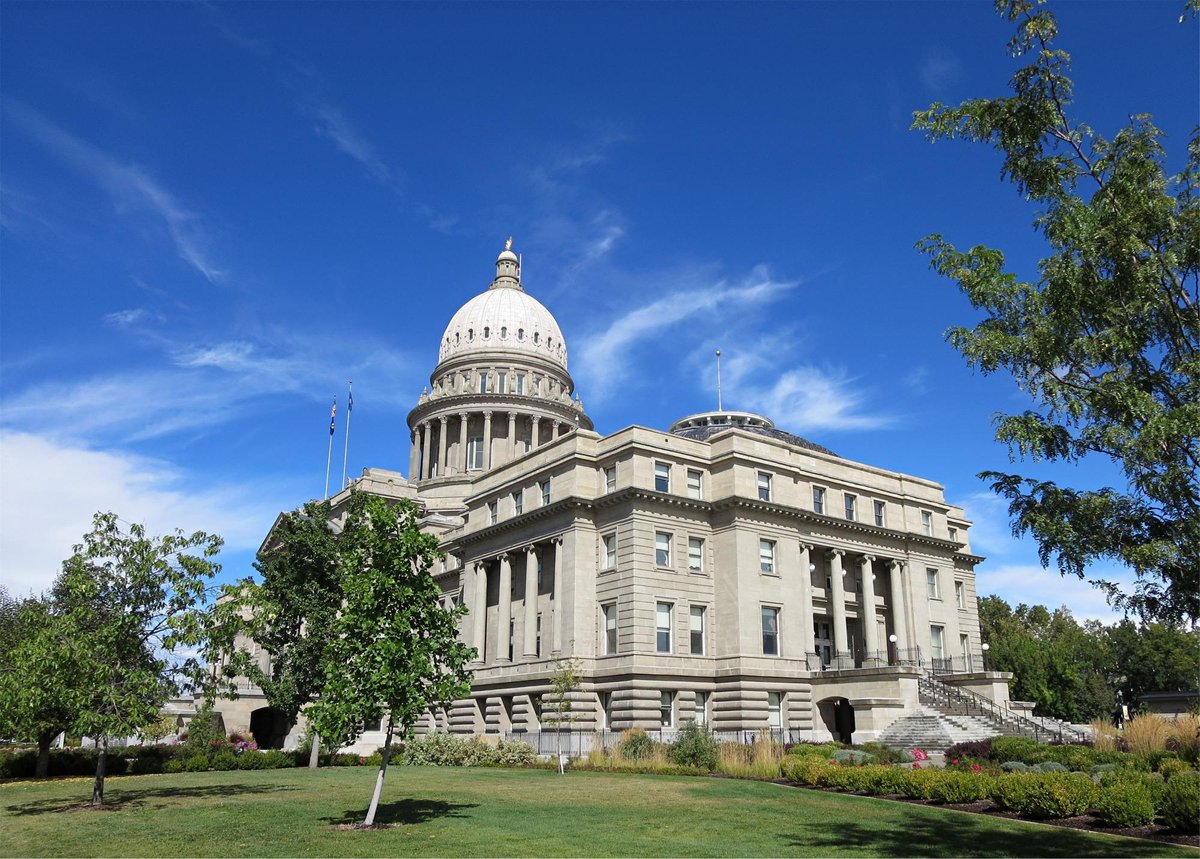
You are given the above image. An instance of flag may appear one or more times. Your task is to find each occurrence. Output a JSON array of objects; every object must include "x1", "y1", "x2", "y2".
[
  {"x1": 329, "y1": 398, "x2": 337, "y2": 436},
  {"x1": 348, "y1": 388, "x2": 353, "y2": 413}
]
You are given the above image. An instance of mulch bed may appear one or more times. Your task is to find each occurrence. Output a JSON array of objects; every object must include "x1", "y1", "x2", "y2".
[{"x1": 794, "y1": 786, "x2": 1199, "y2": 849}]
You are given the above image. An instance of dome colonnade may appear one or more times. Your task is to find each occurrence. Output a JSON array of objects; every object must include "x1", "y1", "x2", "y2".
[{"x1": 406, "y1": 243, "x2": 593, "y2": 482}]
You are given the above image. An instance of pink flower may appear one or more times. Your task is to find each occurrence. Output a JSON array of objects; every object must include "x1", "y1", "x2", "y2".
[
  {"x1": 910, "y1": 748, "x2": 928, "y2": 761},
  {"x1": 972, "y1": 763, "x2": 982, "y2": 773},
  {"x1": 912, "y1": 763, "x2": 921, "y2": 769}
]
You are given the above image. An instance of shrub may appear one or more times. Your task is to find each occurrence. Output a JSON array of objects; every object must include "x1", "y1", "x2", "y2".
[
  {"x1": 944, "y1": 739, "x2": 994, "y2": 761},
  {"x1": 184, "y1": 753, "x2": 210, "y2": 772},
  {"x1": 1095, "y1": 778, "x2": 1157, "y2": 828},
  {"x1": 402, "y1": 733, "x2": 490, "y2": 766},
  {"x1": 1161, "y1": 771, "x2": 1200, "y2": 834},
  {"x1": 1091, "y1": 763, "x2": 1118, "y2": 776},
  {"x1": 261, "y1": 750, "x2": 293, "y2": 769},
  {"x1": 857, "y1": 743, "x2": 913, "y2": 764},
  {"x1": 929, "y1": 771, "x2": 994, "y2": 804},
  {"x1": 715, "y1": 738, "x2": 782, "y2": 779},
  {"x1": 831, "y1": 749, "x2": 874, "y2": 765},
  {"x1": 237, "y1": 752, "x2": 266, "y2": 770},
  {"x1": 1168, "y1": 714, "x2": 1200, "y2": 764},
  {"x1": 1036, "y1": 761, "x2": 1069, "y2": 773},
  {"x1": 331, "y1": 753, "x2": 359, "y2": 766},
  {"x1": 1124, "y1": 714, "x2": 1171, "y2": 757},
  {"x1": 619, "y1": 729, "x2": 656, "y2": 761},
  {"x1": 669, "y1": 722, "x2": 718, "y2": 771},
  {"x1": 210, "y1": 751, "x2": 238, "y2": 771},
  {"x1": 129, "y1": 746, "x2": 176, "y2": 774},
  {"x1": 1158, "y1": 757, "x2": 1193, "y2": 780},
  {"x1": 992, "y1": 773, "x2": 1097, "y2": 819},
  {"x1": 163, "y1": 759, "x2": 184, "y2": 773},
  {"x1": 361, "y1": 752, "x2": 383, "y2": 767},
  {"x1": 786, "y1": 742, "x2": 840, "y2": 758},
  {"x1": 1001, "y1": 761, "x2": 1029, "y2": 772},
  {"x1": 899, "y1": 767, "x2": 941, "y2": 800},
  {"x1": 0, "y1": 750, "x2": 37, "y2": 779},
  {"x1": 490, "y1": 738, "x2": 536, "y2": 767},
  {"x1": 990, "y1": 736, "x2": 1041, "y2": 764},
  {"x1": 1090, "y1": 719, "x2": 1118, "y2": 752},
  {"x1": 781, "y1": 754, "x2": 835, "y2": 785}
]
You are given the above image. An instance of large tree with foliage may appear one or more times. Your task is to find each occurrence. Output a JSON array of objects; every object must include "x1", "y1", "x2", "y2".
[
  {"x1": 913, "y1": 0, "x2": 1200, "y2": 624},
  {"x1": 228, "y1": 500, "x2": 342, "y2": 767},
  {"x1": 51, "y1": 513, "x2": 225, "y2": 806},
  {"x1": 306, "y1": 494, "x2": 474, "y2": 827}
]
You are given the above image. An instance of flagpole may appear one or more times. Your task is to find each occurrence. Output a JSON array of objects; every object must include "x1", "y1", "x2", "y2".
[
  {"x1": 341, "y1": 380, "x2": 353, "y2": 490},
  {"x1": 324, "y1": 397, "x2": 336, "y2": 499}
]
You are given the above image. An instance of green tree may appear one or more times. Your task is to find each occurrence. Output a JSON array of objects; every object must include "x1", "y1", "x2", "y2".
[
  {"x1": 229, "y1": 500, "x2": 342, "y2": 767},
  {"x1": 913, "y1": 0, "x2": 1200, "y2": 624},
  {"x1": 543, "y1": 658, "x2": 581, "y2": 774},
  {"x1": 53, "y1": 512, "x2": 225, "y2": 806},
  {"x1": 306, "y1": 494, "x2": 474, "y2": 827}
]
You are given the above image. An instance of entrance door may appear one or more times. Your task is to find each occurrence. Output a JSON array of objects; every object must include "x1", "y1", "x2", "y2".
[{"x1": 813, "y1": 620, "x2": 833, "y2": 667}]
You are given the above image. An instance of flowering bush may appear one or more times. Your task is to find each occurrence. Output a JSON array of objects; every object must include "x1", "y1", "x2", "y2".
[{"x1": 910, "y1": 748, "x2": 928, "y2": 761}]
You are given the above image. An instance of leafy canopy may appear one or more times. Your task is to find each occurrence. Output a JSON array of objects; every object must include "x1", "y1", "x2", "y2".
[{"x1": 913, "y1": 0, "x2": 1200, "y2": 624}]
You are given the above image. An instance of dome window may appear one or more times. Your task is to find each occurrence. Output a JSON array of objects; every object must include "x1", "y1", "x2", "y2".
[
  {"x1": 467, "y1": 328, "x2": 474, "y2": 341},
  {"x1": 534, "y1": 332, "x2": 540, "y2": 344},
  {"x1": 517, "y1": 328, "x2": 524, "y2": 341},
  {"x1": 500, "y1": 326, "x2": 507, "y2": 339},
  {"x1": 483, "y1": 326, "x2": 490, "y2": 338}
]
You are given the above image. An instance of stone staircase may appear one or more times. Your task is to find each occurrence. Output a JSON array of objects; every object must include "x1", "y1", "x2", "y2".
[{"x1": 876, "y1": 673, "x2": 1087, "y2": 750}]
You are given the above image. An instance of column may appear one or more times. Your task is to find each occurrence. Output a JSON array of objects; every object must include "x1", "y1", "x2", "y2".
[
  {"x1": 482, "y1": 411, "x2": 493, "y2": 470},
  {"x1": 473, "y1": 562, "x2": 488, "y2": 664},
  {"x1": 523, "y1": 546, "x2": 539, "y2": 658},
  {"x1": 497, "y1": 553, "x2": 512, "y2": 663},
  {"x1": 408, "y1": 429, "x2": 419, "y2": 480},
  {"x1": 859, "y1": 554, "x2": 880, "y2": 664},
  {"x1": 551, "y1": 536, "x2": 564, "y2": 654},
  {"x1": 888, "y1": 560, "x2": 908, "y2": 655},
  {"x1": 420, "y1": 420, "x2": 433, "y2": 480},
  {"x1": 554, "y1": 420, "x2": 563, "y2": 438},
  {"x1": 798, "y1": 543, "x2": 816, "y2": 661},
  {"x1": 507, "y1": 412, "x2": 518, "y2": 463},
  {"x1": 827, "y1": 549, "x2": 850, "y2": 668},
  {"x1": 531, "y1": 416, "x2": 541, "y2": 450},
  {"x1": 437, "y1": 415, "x2": 449, "y2": 478},
  {"x1": 458, "y1": 412, "x2": 469, "y2": 474}
]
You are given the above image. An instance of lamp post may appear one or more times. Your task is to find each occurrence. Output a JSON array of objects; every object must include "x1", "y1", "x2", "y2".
[
  {"x1": 888, "y1": 633, "x2": 898, "y2": 666},
  {"x1": 981, "y1": 642, "x2": 990, "y2": 672}
]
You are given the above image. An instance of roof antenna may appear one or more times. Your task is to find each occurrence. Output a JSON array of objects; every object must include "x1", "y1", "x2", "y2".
[{"x1": 715, "y1": 349, "x2": 723, "y2": 411}]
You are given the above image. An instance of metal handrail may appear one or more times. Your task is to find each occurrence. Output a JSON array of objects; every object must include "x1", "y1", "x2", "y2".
[{"x1": 918, "y1": 673, "x2": 1086, "y2": 744}]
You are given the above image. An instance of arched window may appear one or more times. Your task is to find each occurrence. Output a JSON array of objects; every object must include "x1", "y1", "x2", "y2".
[
  {"x1": 534, "y1": 332, "x2": 540, "y2": 344},
  {"x1": 483, "y1": 326, "x2": 490, "y2": 338},
  {"x1": 500, "y1": 326, "x2": 507, "y2": 338},
  {"x1": 517, "y1": 328, "x2": 524, "y2": 341},
  {"x1": 467, "y1": 328, "x2": 474, "y2": 341}
]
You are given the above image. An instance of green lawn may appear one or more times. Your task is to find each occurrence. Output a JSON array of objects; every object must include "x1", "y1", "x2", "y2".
[{"x1": 0, "y1": 766, "x2": 1192, "y2": 858}]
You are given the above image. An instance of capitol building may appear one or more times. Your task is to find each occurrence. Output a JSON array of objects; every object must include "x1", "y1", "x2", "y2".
[{"x1": 226, "y1": 242, "x2": 1022, "y2": 750}]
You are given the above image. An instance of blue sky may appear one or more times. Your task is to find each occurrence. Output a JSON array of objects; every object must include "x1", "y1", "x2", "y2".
[{"x1": 2, "y1": 1, "x2": 1196, "y2": 621}]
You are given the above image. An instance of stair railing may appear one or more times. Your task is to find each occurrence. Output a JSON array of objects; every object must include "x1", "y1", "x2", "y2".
[{"x1": 918, "y1": 673, "x2": 1087, "y2": 744}]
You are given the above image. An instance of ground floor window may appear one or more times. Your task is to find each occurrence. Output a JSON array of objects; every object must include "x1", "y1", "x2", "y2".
[
  {"x1": 660, "y1": 691, "x2": 674, "y2": 727},
  {"x1": 694, "y1": 691, "x2": 708, "y2": 726},
  {"x1": 767, "y1": 692, "x2": 783, "y2": 730}
]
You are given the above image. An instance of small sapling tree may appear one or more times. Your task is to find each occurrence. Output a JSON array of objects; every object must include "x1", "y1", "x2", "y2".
[{"x1": 544, "y1": 658, "x2": 580, "y2": 774}]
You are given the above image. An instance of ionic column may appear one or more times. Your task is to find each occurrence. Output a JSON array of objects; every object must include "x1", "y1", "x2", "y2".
[
  {"x1": 420, "y1": 420, "x2": 433, "y2": 480},
  {"x1": 859, "y1": 554, "x2": 880, "y2": 664},
  {"x1": 888, "y1": 560, "x2": 908, "y2": 653},
  {"x1": 507, "y1": 411, "x2": 518, "y2": 463},
  {"x1": 408, "y1": 429, "x2": 419, "y2": 480},
  {"x1": 798, "y1": 543, "x2": 816, "y2": 660},
  {"x1": 523, "y1": 546, "x2": 539, "y2": 658},
  {"x1": 551, "y1": 536, "x2": 564, "y2": 654},
  {"x1": 827, "y1": 549, "x2": 850, "y2": 667},
  {"x1": 531, "y1": 416, "x2": 542, "y2": 450},
  {"x1": 482, "y1": 411, "x2": 493, "y2": 470},
  {"x1": 437, "y1": 415, "x2": 449, "y2": 478},
  {"x1": 458, "y1": 412, "x2": 469, "y2": 474},
  {"x1": 473, "y1": 562, "x2": 488, "y2": 663},
  {"x1": 497, "y1": 553, "x2": 512, "y2": 663}
]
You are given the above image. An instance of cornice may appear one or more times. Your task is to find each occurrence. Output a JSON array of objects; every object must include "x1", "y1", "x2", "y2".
[{"x1": 407, "y1": 392, "x2": 593, "y2": 431}]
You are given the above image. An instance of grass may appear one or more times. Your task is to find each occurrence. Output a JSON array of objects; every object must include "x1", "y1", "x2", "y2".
[{"x1": 1, "y1": 766, "x2": 1194, "y2": 858}]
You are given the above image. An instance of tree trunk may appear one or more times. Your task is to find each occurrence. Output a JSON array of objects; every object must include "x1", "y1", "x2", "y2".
[
  {"x1": 35, "y1": 730, "x2": 55, "y2": 778},
  {"x1": 91, "y1": 738, "x2": 108, "y2": 808},
  {"x1": 363, "y1": 719, "x2": 394, "y2": 827},
  {"x1": 308, "y1": 731, "x2": 320, "y2": 769}
]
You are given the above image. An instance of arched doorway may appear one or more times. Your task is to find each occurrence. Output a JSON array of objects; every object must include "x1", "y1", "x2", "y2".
[
  {"x1": 249, "y1": 707, "x2": 290, "y2": 749},
  {"x1": 816, "y1": 697, "x2": 855, "y2": 744}
]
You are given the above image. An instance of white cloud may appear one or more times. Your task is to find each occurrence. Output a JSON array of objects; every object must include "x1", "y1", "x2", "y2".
[
  {"x1": 104, "y1": 307, "x2": 156, "y2": 327},
  {"x1": 977, "y1": 563, "x2": 1131, "y2": 624},
  {"x1": 0, "y1": 431, "x2": 292, "y2": 597},
  {"x1": 300, "y1": 98, "x2": 390, "y2": 182},
  {"x1": 3, "y1": 98, "x2": 225, "y2": 283},
  {"x1": 740, "y1": 366, "x2": 891, "y2": 433},
  {"x1": 919, "y1": 52, "x2": 962, "y2": 95}
]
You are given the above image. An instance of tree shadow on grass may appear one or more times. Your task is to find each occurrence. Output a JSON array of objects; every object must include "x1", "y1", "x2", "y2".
[
  {"x1": 779, "y1": 808, "x2": 1188, "y2": 858},
  {"x1": 321, "y1": 798, "x2": 478, "y2": 828},
  {"x1": 5, "y1": 782, "x2": 300, "y2": 816}
]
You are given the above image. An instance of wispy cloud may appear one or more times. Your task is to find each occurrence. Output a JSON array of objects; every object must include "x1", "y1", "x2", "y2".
[
  {"x1": 299, "y1": 98, "x2": 390, "y2": 182},
  {"x1": 0, "y1": 431, "x2": 297, "y2": 596},
  {"x1": 919, "y1": 51, "x2": 962, "y2": 96},
  {"x1": 104, "y1": 307, "x2": 158, "y2": 327},
  {"x1": 3, "y1": 98, "x2": 225, "y2": 283},
  {"x1": 977, "y1": 563, "x2": 1131, "y2": 623}
]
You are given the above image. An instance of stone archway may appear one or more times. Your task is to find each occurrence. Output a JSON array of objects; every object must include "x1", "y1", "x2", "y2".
[
  {"x1": 816, "y1": 697, "x2": 856, "y2": 744},
  {"x1": 249, "y1": 707, "x2": 290, "y2": 750}
]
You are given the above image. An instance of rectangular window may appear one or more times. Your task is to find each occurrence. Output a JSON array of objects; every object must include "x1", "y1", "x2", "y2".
[
  {"x1": 844, "y1": 493, "x2": 857, "y2": 521},
  {"x1": 467, "y1": 436, "x2": 484, "y2": 470},
  {"x1": 515, "y1": 374, "x2": 525, "y2": 395},
  {"x1": 767, "y1": 691, "x2": 783, "y2": 730},
  {"x1": 603, "y1": 604, "x2": 618, "y2": 654},
  {"x1": 948, "y1": 527, "x2": 958, "y2": 542},
  {"x1": 761, "y1": 606, "x2": 780, "y2": 655},
  {"x1": 960, "y1": 633, "x2": 969, "y2": 658},
  {"x1": 757, "y1": 471, "x2": 772, "y2": 501},
  {"x1": 690, "y1": 605, "x2": 706, "y2": 655},
  {"x1": 536, "y1": 555, "x2": 544, "y2": 590},
  {"x1": 601, "y1": 533, "x2": 616, "y2": 570},
  {"x1": 655, "y1": 532, "x2": 673, "y2": 567},
  {"x1": 656, "y1": 602, "x2": 673, "y2": 653},
  {"x1": 759, "y1": 539, "x2": 776, "y2": 574},
  {"x1": 477, "y1": 373, "x2": 487, "y2": 394},
  {"x1": 930, "y1": 625, "x2": 945, "y2": 660},
  {"x1": 686, "y1": 469, "x2": 703, "y2": 499},
  {"x1": 540, "y1": 480, "x2": 551, "y2": 506},
  {"x1": 599, "y1": 691, "x2": 613, "y2": 728},
  {"x1": 955, "y1": 580, "x2": 965, "y2": 609},
  {"x1": 536, "y1": 614, "x2": 542, "y2": 657},
  {"x1": 513, "y1": 490, "x2": 523, "y2": 515},
  {"x1": 687, "y1": 537, "x2": 705, "y2": 572},
  {"x1": 604, "y1": 466, "x2": 616, "y2": 493},
  {"x1": 487, "y1": 500, "x2": 497, "y2": 525},
  {"x1": 694, "y1": 691, "x2": 708, "y2": 726},
  {"x1": 874, "y1": 500, "x2": 886, "y2": 527},
  {"x1": 927, "y1": 568, "x2": 940, "y2": 600},
  {"x1": 508, "y1": 619, "x2": 515, "y2": 661},
  {"x1": 659, "y1": 691, "x2": 674, "y2": 728},
  {"x1": 921, "y1": 510, "x2": 933, "y2": 536},
  {"x1": 497, "y1": 373, "x2": 508, "y2": 394},
  {"x1": 812, "y1": 486, "x2": 826, "y2": 514},
  {"x1": 654, "y1": 461, "x2": 671, "y2": 493}
]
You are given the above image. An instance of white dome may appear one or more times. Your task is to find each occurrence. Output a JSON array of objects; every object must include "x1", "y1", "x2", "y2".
[{"x1": 438, "y1": 286, "x2": 568, "y2": 370}]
